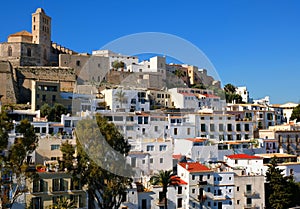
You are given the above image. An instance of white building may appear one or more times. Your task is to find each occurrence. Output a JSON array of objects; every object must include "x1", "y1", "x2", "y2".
[
  {"x1": 101, "y1": 88, "x2": 150, "y2": 112},
  {"x1": 236, "y1": 86, "x2": 249, "y2": 103}
]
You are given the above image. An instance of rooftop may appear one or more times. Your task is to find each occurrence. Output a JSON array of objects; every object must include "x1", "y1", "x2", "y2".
[
  {"x1": 226, "y1": 154, "x2": 262, "y2": 159},
  {"x1": 8, "y1": 30, "x2": 33, "y2": 37},
  {"x1": 179, "y1": 162, "x2": 211, "y2": 173}
]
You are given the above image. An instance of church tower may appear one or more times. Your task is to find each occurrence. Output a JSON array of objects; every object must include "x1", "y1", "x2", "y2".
[{"x1": 31, "y1": 8, "x2": 51, "y2": 64}]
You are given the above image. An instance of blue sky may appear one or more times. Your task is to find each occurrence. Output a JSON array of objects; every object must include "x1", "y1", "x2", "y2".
[{"x1": 0, "y1": 0, "x2": 299, "y2": 104}]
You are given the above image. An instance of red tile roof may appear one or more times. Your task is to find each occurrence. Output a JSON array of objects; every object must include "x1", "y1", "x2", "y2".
[
  {"x1": 186, "y1": 138, "x2": 207, "y2": 143},
  {"x1": 203, "y1": 94, "x2": 219, "y2": 98},
  {"x1": 171, "y1": 176, "x2": 188, "y2": 185},
  {"x1": 179, "y1": 162, "x2": 211, "y2": 173},
  {"x1": 226, "y1": 154, "x2": 262, "y2": 159}
]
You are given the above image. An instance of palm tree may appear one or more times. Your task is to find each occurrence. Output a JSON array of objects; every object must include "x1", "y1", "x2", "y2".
[
  {"x1": 114, "y1": 90, "x2": 127, "y2": 109},
  {"x1": 149, "y1": 170, "x2": 178, "y2": 209}
]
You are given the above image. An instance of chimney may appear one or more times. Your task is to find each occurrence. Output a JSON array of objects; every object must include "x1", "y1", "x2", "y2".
[{"x1": 185, "y1": 164, "x2": 189, "y2": 170}]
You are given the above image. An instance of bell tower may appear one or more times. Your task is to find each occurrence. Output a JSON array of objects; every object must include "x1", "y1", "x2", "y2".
[{"x1": 31, "y1": 8, "x2": 51, "y2": 64}]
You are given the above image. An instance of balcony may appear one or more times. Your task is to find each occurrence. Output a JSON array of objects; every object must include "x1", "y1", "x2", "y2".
[
  {"x1": 244, "y1": 191, "x2": 259, "y2": 198},
  {"x1": 198, "y1": 180, "x2": 207, "y2": 186},
  {"x1": 244, "y1": 204, "x2": 258, "y2": 209}
]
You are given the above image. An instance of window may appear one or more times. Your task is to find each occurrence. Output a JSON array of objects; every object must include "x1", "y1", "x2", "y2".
[
  {"x1": 177, "y1": 198, "x2": 182, "y2": 208},
  {"x1": 192, "y1": 175, "x2": 195, "y2": 180},
  {"x1": 76, "y1": 60, "x2": 81, "y2": 66},
  {"x1": 160, "y1": 158, "x2": 163, "y2": 163},
  {"x1": 237, "y1": 186, "x2": 239, "y2": 191},
  {"x1": 246, "y1": 184, "x2": 252, "y2": 192},
  {"x1": 219, "y1": 124, "x2": 224, "y2": 131},
  {"x1": 246, "y1": 197, "x2": 252, "y2": 205},
  {"x1": 187, "y1": 128, "x2": 191, "y2": 135},
  {"x1": 245, "y1": 124, "x2": 250, "y2": 131},
  {"x1": 236, "y1": 124, "x2": 241, "y2": 131},
  {"x1": 149, "y1": 158, "x2": 153, "y2": 164},
  {"x1": 146, "y1": 145, "x2": 154, "y2": 151},
  {"x1": 8, "y1": 46, "x2": 12, "y2": 56},
  {"x1": 138, "y1": 117, "x2": 143, "y2": 124},
  {"x1": 51, "y1": 144, "x2": 60, "y2": 150},
  {"x1": 27, "y1": 48, "x2": 31, "y2": 57},
  {"x1": 155, "y1": 126, "x2": 158, "y2": 132},
  {"x1": 159, "y1": 145, "x2": 167, "y2": 151},
  {"x1": 52, "y1": 95, "x2": 56, "y2": 102},
  {"x1": 144, "y1": 117, "x2": 149, "y2": 124},
  {"x1": 227, "y1": 124, "x2": 233, "y2": 131},
  {"x1": 192, "y1": 188, "x2": 195, "y2": 193},
  {"x1": 44, "y1": 48, "x2": 47, "y2": 60},
  {"x1": 201, "y1": 124, "x2": 206, "y2": 132},
  {"x1": 210, "y1": 124, "x2": 215, "y2": 131},
  {"x1": 42, "y1": 95, "x2": 46, "y2": 101},
  {"x1": 174, "y1": 128, "x2": 178, "y2": 135},
  {"x1": 207, "y1": 202, "x2": 211, "y2": 206},
  {"x1": 178, "y1": 186, "x2": 182, "y2": 194},
  {"x1": 207, "y1": 187, "x2": 210, "y2": 192}
]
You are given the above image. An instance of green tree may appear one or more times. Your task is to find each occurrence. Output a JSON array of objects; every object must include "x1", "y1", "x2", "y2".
[
  {"x1": 0, "y1": 118, "x2": 38, "y2": 208},
  {"x1": 48, "y1": 197, "x2": 76, "y2": 209},
  {"x1": 112, "y1": 61, "x2": 125, "y2": 69},
  {"x1": 40, "y1": 103, "x2": 68, "y2": 122},
  {"x1": 150, "y1": 170, "x2": 178, "y2": 209},
  {"x1": 266, "y1": 157, "x2": 300, "y2": 209},
  {"x1": 0, "y1": 111, "x2": 13, "y2": 150},
  {"x1": 114, "y1": 90, "x2": 127, "y2": 109},
  {"x1": 59, "y1": 141, "x2": 75, "y2": 172},
  {"x1": 61, "y1": 114, "x2": 132, "y2": 209},
  {"x1": 224, "y1": 83, "x2": 243, "y2": 103},
  {"x1": 290, "y1": 104, "x2": 300, "y2": 122},
  {"x1": 174, "y1": 69, "x2": 185, "y2": 78}
]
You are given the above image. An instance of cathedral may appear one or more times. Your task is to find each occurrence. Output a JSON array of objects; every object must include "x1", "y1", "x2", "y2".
[
  {"x1": 0, "y1": 8, "x2": 75, "y2": 67},
  {"x1": 0, "y1": 8, "x2": 76, "y2": 105}
]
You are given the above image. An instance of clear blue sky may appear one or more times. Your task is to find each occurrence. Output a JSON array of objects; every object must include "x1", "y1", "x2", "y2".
[{"x1": 0, "y1": 0, "x2": 299, "y2": 104}]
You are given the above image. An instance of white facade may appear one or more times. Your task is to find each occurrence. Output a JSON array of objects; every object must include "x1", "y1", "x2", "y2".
[
  {"x1": 101, "y1": 88, "x2": 150, "y2": 112},
  {"x1": 236, "y1": 86, "x2": 249, "y2": 103}
]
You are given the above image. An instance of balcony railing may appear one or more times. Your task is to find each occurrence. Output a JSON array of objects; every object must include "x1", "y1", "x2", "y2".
[
  {"x1": 198, "y1": 180, "x2": 207, "y2": 186},
  {"x1": 244, "y1": 191, "x2": 259, "y2": 198}
]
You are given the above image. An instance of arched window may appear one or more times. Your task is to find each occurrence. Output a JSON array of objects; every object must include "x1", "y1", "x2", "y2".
[
  {"x1": 8, "y1": 46, "x2": 12, "y2": 56},
  {"x1": 27, "y1": 48, "x2": 31, "y2": 57}
]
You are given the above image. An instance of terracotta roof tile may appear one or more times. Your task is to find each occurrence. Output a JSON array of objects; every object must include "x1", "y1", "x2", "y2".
[
  {"x1": 226, "y1": 154, "x2": 261, "y2": 159},
  {"x1": 179, "y1": 162, "x2": 211, "y2": 173}
]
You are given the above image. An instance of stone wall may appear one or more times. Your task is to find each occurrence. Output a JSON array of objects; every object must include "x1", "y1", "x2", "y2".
[
  {"x1": 0, "y1": 61, "x2": 17, "y2": 104},
  {"x1": 0, "y1": 61, "x2": 76, "y2": 104}
]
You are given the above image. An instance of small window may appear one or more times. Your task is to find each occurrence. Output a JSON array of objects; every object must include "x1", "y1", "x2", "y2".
[
  {"x1": 149, "y1": 158, "x2": 153, "y2": 164},
  {"x1": 51, "y1": 144, "x2": 60, "y2": 150},
  {"x1": 8, "y1": 46, "x2": 12, "y2": 56},
  {"x1": 76, "y1": 60, "x2": 81, "y2": 66},
  {"x1": 160, "y1": 158, "x2": 163, "y2": 163},
  {"x1": 159, "y1": 145, "x2": 167, "y2": 151},
  {"x1": 174, "y1": 128, "x2": 178, "y2": 135},
  {"x1": 27, "y1": 48, "x2": 31, "y2": 57},
  {"x1": 146, "y1": 145, "x2": 154, "y2": 152}
]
